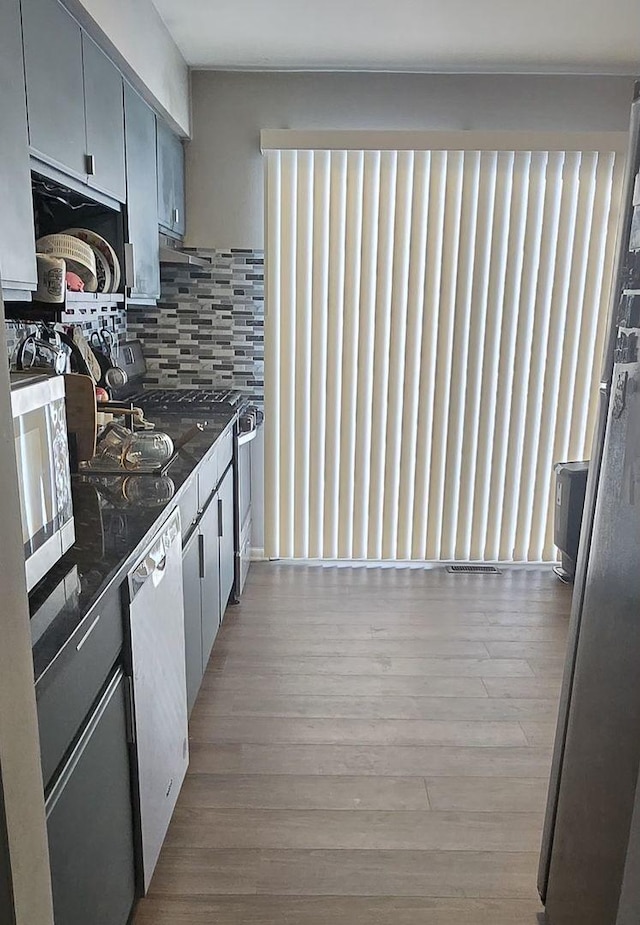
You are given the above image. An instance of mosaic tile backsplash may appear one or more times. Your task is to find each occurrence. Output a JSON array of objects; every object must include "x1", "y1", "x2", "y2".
[{"x1": 127, "y1": 248, "x2": 265, "y2": 403}]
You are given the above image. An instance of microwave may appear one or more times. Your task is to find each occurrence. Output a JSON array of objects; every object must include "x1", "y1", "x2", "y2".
[{"x1": 10, "y1": 373, "x2": 75, "y2": 592}]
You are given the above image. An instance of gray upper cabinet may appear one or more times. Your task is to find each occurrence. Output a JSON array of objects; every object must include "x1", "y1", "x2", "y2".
[
  {"x1": 82, "y1": 34, "x2": 126, "y2": 202},
  {"x1": 124, "y1": 84, "x2": 160, "y2": 302},
  {"x1": 21, "y1": 0, "x2": 87, "y2": 179},
  {"x1": 21, "y1": 0, "x2": 126, "y2": 202},
  {"x1": 157, "y1": 119, "x2": 186, "y2": 237},
  {"x1": 0, "y1": 0, "x2": 37, "y2": 292}
]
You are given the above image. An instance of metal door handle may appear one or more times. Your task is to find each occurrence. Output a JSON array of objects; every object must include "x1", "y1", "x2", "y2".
[
  {"x1": 218, "y1": 498, "x2": 223, "y2": 537},
  {"x1": 124, "y1": 675, "x2": 136, "y2": 744},
  {"x1": 198, "y1": 533, "x2": 205, "y2": 578},
  {"x1": 85, "y1": 153, "x2": 96, "y2": 176},
  {"x1": 172, "y1": 207, "x2": 180, "y2": 225}
]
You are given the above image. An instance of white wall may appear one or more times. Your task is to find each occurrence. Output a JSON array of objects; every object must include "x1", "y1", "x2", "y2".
[
  {"x1": 186, "y1": 71, "x2": 636, "y2": 248},
  {"x1": 67, "y1": 0, "x2": 190, "y2": 135}
]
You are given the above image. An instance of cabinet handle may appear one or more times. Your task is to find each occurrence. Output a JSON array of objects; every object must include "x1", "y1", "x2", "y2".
[
  {"x1": 124, "y1": 243, "x2": 136, "y2": 289},
  {"x1": 198, "y1": 533, "x2": 205, "y2": 579},
  {"x1": 218, "y1": 498, "x2": 223, "y2": 537},
  {"x1": 173, "y1": 207, "x2": 180, "y2": 225},
  {"x1": 124, "y1": 675, "x2": 136, "y2": 745},
  {"x1": 85, "y1": 153, "x2": 96, "y2": 176},
  {"x1": 76, "y1": 613, "x2": 100, "y2": 651}
]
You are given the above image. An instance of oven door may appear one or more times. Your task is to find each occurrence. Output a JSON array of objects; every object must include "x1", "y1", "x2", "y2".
[{"x1": 11, "y1": 375, "x2": 74, "y2": 590}]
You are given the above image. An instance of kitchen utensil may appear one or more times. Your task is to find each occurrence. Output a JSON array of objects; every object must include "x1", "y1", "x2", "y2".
[
  {"x1": 172, "y1": 422, "x2": 205, "y2": 452},
  {"x1": 35, "y1": 254, "x2": 66, "y2": 303},
  {"x1": 90, "y1": 330, "x2": 128, "y2": 391},
  {"x1": 71, "y1": 327, "x2": 101, "y2": 382},
  {"x1": 52, "y1": 327, "x2": 94, "y2": 380},
  {"x1": 90, "y1": 246, "x2": 112, "y2": 293},
  {"x1": 99, "y1": 404, "x2": 156, "y2": 430},
  {"x1": 63, "y1": 228, "x2": 120, "y2": 293},
  {"x1": 122, "y1": 432, "x2": 175, "y2": 470},
  {"x1": 63, "y1": 373, "x2": 97, "y2": 466},
  {"x1": 36, "y1": 233, "x2": 98, "y2": 292},
  {"x1": 16, "y1": 335, "x2": 67, "y2": 374},
  {"x1": 90, "y1": 421, "x2": 133, "y2": 469}
]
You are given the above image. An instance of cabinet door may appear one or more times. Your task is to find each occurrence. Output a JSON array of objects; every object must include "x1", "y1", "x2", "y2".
[
  {"x1": 173, "y1": 132, "x2": 186, "y2": 237},
  {"x1": 83, "y1": 34, "x2": 126, "y2": 202},
  {"x1": 21, "y1": 0, "x2": 87, "y2": 178},
  {"x1": 182, "y1": 529, "x2": 204, "y2": 714},
  {"x1": 124, "y1": 84, "x2": 160, "y2": 301},
  {"x1": 46, "y1": 668, "x2": 135, "y2": 925},
  {"x1": 218, "y1": 464, "x2": 235, "y2": 618},
  {"x1": 199, "y1": 497, "x2": 221, "y2": 671},
  {"x1": 0, "y1": 0, "x2": 37, "y2": 291},
  {"x1": 157, "y1": 120, "x2": 185, "y2": 237}
]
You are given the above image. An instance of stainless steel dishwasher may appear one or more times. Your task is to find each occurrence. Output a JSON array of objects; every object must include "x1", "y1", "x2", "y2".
[{"x1": 127, "y1": 508, "x2": 188, "y2": 892}]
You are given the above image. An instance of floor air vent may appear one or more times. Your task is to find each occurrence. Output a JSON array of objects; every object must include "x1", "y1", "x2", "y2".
[{"x1": 446, "y1": 565, "x2": 502, "y2": 574}]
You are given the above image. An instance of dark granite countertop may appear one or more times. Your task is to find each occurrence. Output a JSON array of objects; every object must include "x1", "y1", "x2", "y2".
[{"x1": 29, "y1": 408, "x2": 236, "y2": 686}]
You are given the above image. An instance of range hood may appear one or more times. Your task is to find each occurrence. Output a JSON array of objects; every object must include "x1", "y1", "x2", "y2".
[
  {"x1": 158, "y1": 234, "x2": 211, "y2": 267},
  {"x1": 159, "y1": 243, "x2": 211, "y2": 267}
]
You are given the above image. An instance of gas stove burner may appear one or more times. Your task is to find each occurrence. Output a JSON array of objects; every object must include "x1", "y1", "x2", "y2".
[
  {"x1": 131, "y1": 387, "x2": 245, "y2": 414},
  {"x1": 142, "y1": 388, "x2": 237, "y2": 405}
]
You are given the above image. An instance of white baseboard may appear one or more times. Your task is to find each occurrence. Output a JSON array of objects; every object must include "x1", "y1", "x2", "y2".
[{"x1": 249, "y1": 556, "x2": 556, "y2": 569}]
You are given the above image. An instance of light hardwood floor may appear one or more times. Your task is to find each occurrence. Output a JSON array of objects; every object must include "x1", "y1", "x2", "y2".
[{"x1": 134, "y1": 562, "x2": 572, "y2": 925}]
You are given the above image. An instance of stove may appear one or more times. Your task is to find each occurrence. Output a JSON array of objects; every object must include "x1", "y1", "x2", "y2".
[
  {"x1": 107, "y1": 340, "x2": 261, "y2": 601},
  {"x1": 112, "y1": 342, "x2": 246, "y2": 413},
  {"x1": 131, "y1": 387, "x2": 244, "y2": 414}
]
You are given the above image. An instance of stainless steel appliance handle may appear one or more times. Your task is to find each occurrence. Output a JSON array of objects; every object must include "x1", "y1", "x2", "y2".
[
  {"x1": 129, "y1": 511, "x2": 181, "y2": 598},
  {"x1": 238, "y1": 429, "x2": 257, "y2": 447}
]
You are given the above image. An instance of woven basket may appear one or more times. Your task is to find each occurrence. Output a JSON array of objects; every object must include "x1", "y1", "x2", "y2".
[{"x1": 36, "y1": 233, "x2": 98, "y2": 292}]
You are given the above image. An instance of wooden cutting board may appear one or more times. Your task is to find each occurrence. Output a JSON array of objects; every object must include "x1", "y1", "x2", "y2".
[{"x1": 64, "y1": 373, "x2": 97, "y2": 465}]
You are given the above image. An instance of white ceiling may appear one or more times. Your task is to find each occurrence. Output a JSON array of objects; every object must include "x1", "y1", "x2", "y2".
[{"x1": 152, "y1": 0, "x2": 640, "y2": 73}]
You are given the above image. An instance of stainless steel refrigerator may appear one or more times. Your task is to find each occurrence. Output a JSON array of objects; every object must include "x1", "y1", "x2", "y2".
[{"x1": 539, "y1": 81, "x2": 640, "y2": 925}]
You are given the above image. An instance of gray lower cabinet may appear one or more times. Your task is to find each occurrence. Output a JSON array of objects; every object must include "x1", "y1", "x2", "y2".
[
  {"x1": 200, "y1": 496, "x2": 221, "y2": 670},
  {"x1": 157, "y1": 120, "x2": 186, "y2": 237},
  {"x1": 36, "y1": 586, "x2": 124, "y2": 789},
  {"x1": 182, "y1": 528, "x2": 204, "y2": 714},
  {"x1": 181, "y1": 440, "x2": 236, "y2": 712},
  {"x1": 218, "y1": 464, "x2": 235, "y2": 617},
  {"x1": 82, "y1": 34, "x2": 126, "y2": 202},
  {"x1": 124, "y1": 84, "x2": 160, "y2": 302},
  {"x1": 182, "y1": 486, "x2": 224, "y2": 714},
  {"x1": 21, "y1": 0, "x2": 87, "y2": 178},
  {"x1": 0, "y1": 0, "x2": 37, "y2": 292},
  {"x1": 46, "y1": 666, "x2": 135, "y2": 925}
]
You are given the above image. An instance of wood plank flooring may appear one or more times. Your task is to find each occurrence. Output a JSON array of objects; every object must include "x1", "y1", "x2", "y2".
[{"x1": 134, "y1": 562, "x2": 572, "y2": 925}]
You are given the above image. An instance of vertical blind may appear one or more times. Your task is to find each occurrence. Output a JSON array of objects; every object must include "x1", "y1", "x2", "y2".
[{"x1": 263, "y1": 138, "x2": 625, "y2": 561}]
